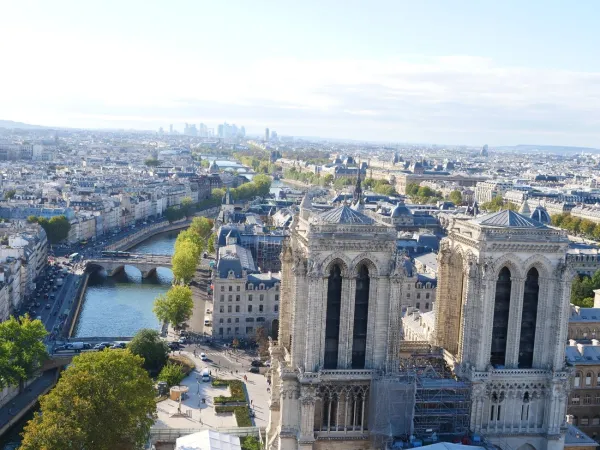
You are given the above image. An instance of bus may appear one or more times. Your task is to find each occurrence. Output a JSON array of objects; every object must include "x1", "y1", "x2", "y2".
[{"x1": 101, "y1": 251, "x2": 131, "y2": 258}]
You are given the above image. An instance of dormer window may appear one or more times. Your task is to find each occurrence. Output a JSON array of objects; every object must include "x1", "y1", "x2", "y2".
[
  {"x1": 425, "y1": 283, "x2": 431, "y2": 289},
  {"x1": 417, "y1": 282, "x2": 422, "y2": 289},
  {"x1": 259, "y1": 283, "x2": 265, "y2": 290},
  {"x1": 248, "y1": 284, "x2": 253, "y2": 290}
]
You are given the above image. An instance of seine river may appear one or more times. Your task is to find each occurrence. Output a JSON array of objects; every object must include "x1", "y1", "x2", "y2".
[{"x1": 72, "y1": 231, "x2": 179, "y2": 338}]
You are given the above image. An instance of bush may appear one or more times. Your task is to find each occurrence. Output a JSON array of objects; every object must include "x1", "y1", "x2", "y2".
[
  {"x1": 240, "y1": 436, "x2": 262, "y2": 450},
  {"x1": 212, "y1": 379, "x2": 246, "y2": 403},
  {"x1": 157, "y1": 363, "x2": 185, "y2": 387}
]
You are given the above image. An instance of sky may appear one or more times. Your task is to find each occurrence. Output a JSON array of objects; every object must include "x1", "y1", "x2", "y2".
[{"x1": 1, "y1": 0, "x2": 599, "y2": 147}]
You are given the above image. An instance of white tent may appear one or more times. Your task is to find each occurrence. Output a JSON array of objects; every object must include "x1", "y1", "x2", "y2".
[{"x1": 175, "y1": 430, "x2": 241, "y2": 450}]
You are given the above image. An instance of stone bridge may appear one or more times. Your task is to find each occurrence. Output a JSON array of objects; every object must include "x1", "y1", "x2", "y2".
[{"x1": 85, "y1": 254, "x2": 173, "y2": 278}]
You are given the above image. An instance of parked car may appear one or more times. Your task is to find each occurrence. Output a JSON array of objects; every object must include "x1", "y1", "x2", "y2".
[
  {"x1": 249, "y1": 367, "x2": 260, "y2": 374},
  {"x1": 178, "y1": 337, "x2": 187, "y2": 344},
  {"x1": 200, "y1": 353, "x2": 207, "y2": 361},
  {"x1": 168, "y1": 342, "x2": 181, "y2": 350},
  {"x1": 45, "y1": 303, "x2": 51, "y2": 309},
  {"x1": 251, "y1": 360, "x2": 264, "y2": 367}
]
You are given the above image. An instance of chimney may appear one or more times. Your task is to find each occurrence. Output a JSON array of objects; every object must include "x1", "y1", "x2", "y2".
[{"x1": 569, "y1": 339, "x2": 577, "y2": 346}]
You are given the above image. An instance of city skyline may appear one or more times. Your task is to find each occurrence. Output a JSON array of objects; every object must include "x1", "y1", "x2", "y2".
[{"x1": 1, "y1": 1, "x2": 599, "y2": 146}]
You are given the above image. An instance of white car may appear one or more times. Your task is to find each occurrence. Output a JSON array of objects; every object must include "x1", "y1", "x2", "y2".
[
  {"x1": 200, "y1": 353, "x2": 207, "y2": 361},
  {"x1": 178, "y1": 337, "x2": 187, "y2": 344}
]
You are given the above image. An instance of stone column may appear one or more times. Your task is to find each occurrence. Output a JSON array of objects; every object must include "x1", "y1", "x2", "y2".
[
  {"x1": 369, "y1": 276, "x2": 386, "y2": 368},
  {"x1": 298, "y1": 392, "x2": 316, "y2": 450},
  {"x1": 338, "y1": 277, "x2": 353, "y2": 368},
  {"x1": 506, "y1": 276, "x2": 525, "y2": 368},
  {"x1": 532, "y1": 277, "x2": 551, "y2": 368}
]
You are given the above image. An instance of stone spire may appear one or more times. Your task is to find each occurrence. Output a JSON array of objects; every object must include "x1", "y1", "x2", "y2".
[
  {"x1": 518, "y1": 200, "x2": 531, "y2": 215},
  {"x1": 353, "y1": 162, "x2": 363, "y2": 204}
]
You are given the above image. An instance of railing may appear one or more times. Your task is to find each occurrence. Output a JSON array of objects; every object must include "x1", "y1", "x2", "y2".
[{"x1": 149, "y1": 426, "x2": 265, "y2": 443}]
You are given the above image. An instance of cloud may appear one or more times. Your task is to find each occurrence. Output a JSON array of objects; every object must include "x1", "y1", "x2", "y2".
[{"x1": 0, "y1": 30, "x2": 599, "y2": 146}]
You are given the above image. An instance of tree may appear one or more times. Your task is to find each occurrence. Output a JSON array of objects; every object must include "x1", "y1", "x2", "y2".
[
  {"x1": 4, "y1": 189, "x2": 16, "y2": 200},
  {"x1": 158, "y1": 362, "x2": 186, "y2": 387},
  {"x1": 449, "y1": 190, "x2": 463, "y2": 205},
  {"x1": 127, "y1": 329, "x2": 169, "y2": 374},
  {"x1": 322, "y1": 174, "x2": 334, "y2": 186},
  {"x1": 20, "y1": 350, "x2": 156, "y2": 450},
  {"x1": 144, "y1": 157, "x2": 160, "y2": 167},
  {"x1": 26, "y1": 215, "x2": 38, "y2": 223},
  {"x1": 164, "y1": 206, "x2": 185, "y2": 223},
  {"x1": 208, "y1": 233, "x2": 216, "y2": 254},
  {"x1": 180, "y1": 197, "x2": 194, "y2": 217},
  {"x1": 254, "y1": 326, "x2": 269, "y2": 358},
  {"x1": 153, "y1": 285, "x2": 194, "y2": 329},
  {"x1": 175, "y1": 229, "x2": 204, "y2": 256},
  {"x1": 171, "y1": 240, "x2": 199, "y2": 284},
  {"x1": 406, "y1": 183, "x2": 420, "y2": 196},
  {"x1": 0, "y1": 316, "x2": 47, "y2": 389},
  {"x1": 36, "y1": 215, "x2": 71, "y2": 244},
  {"x1": 189, "y1": 217, "x2": 214, "y2": 240}
]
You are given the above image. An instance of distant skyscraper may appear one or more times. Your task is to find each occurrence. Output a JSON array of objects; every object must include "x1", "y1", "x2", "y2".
[
  {"x1": 265, "y1": 128, "x2": 270, "y2": 142},
  {"x1": 271, "y1": 130, "x2": 278, "y2": 141},
  {"x1": 480, "y1": 144, "x2": 489, "y2": 157},
  {"x1": 240, "y1": 126, "x2": 246, "y2": 137},
  {"x1": 169, "y1": 124, "x2": 173, "y2": 135}
]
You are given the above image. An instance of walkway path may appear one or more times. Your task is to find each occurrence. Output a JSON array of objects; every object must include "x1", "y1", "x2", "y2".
[{"x1": 0, "y1": 370, "x2": 58, "y2": 436}]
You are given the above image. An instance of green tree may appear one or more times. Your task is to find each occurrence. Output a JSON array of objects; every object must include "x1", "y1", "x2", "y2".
[
  {"x1": 322, "y1": 174, "x2": 334, "y2": 186},
  {"x1": 21, "y1": 350, "x2": 156, "y2": 450},
  {"x1": 0, "y1": 316, "x2": 47, "y2": 389},
  {"x1": 207, "y1": 233, "x2": 216, "y2": 254},
  {"x1": 26, "y1": 215, "x2": 38, "y2": 223},
  {"x1": 373, "y1": 182, "x2": 395, "y2": 196},
  {"x1": 581, "y1": 219, "x2": 596, "y2": 236},
  {"x1": 144, "y1": 157, "x2": 160, "y2": 167},
  {"x1": 4, "y1": 189, "x2": 16, "y2": 200},
  {"x1": 171, "y1": 240, "x2": 199, "y2": 284},
  {"x1": 449, "y1": 190, "x2": 463, "y2": 205},
  {"x1": 180, "y1": 197, "x2": 194, "y2": 217},
  {"x1": 175, "y1": 229, "x2": 204, "y2": 256},
  {"x1": 164, "y1": 206, "x2": 185, "y2": 223},
  {"x1": 252, "y1": 174, "x2": 272, "y2": 196},
  {"x1": 406, "y1": 183, "x2": 420, "y2": 196},
  {"x1": 158, "y1": 362, "x2": 186, "y2": 387},
  {"x1": 153, "y1": 285, "x2": 194, "y2": 329},
  {"x1": 36, "y1": 215, "x2": 71, "y2": 244},
  {"x1": 189, "y1": 217, "x2": 214, "y2": 241},
  {"x1": 127, "y1": 329, "x2": 169, "y2": 374}
]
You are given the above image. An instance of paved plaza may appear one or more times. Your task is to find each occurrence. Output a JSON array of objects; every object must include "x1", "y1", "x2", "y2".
[{"x1": 155, "y1": 350, "x2": 271, "y2": 430}]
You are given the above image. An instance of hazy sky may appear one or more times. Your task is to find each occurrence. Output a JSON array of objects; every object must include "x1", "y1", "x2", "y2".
[{"x1": 1, "y1": 0, "x2": 599, "y2": 146}]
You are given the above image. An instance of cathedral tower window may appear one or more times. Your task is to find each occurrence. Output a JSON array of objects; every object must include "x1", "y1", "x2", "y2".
[
  {"x1": 519, "y1": 267, "x2": 539, "y2": 368},
  {"x1": 352, "y1": 264, "x2": 370, "y2": 369},
  {"x1": 491, "y1": 267, "x2": 511, "y2": 367},
  {"x1": 324, "y1": 264, "x2": 342, "y2": 369}
]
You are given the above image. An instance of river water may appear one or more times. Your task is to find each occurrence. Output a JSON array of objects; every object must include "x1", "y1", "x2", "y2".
[{"x1": 73, "y1": 231, "x2": 179, "y2": 338}]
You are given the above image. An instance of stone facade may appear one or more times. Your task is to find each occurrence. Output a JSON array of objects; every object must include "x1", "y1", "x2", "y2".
[
  {"x1": 435, "y1": 210, "x2": 572, "y2": 450},
  {"x1": 266, "y1": 200, "x2": 407, "y2": 450}
]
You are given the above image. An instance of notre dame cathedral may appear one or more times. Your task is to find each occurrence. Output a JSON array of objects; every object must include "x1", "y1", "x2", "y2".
[{"x1": 265, "y1": 184, "x2": 574, "y2": 450}]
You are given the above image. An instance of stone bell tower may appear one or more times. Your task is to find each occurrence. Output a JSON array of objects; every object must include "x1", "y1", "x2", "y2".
[
  {"x1": 435, "y1": 210, "x2": 572, "y2": 450},
  {"x1": 266, "y1": 196, "x2": 407, "y2": 450}
]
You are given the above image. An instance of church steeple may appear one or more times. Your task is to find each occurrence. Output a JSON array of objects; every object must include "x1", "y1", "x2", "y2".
[{"x1": 353, "y1": 162, "x2": 363, "y2": 204}]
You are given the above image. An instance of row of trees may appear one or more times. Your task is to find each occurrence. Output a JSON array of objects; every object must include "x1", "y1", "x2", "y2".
[
  {"x1": 405, "y1": 183, "x2": 443, "y2": 204},
  {"x1": 27, "y1": 215, "x2": 71, "y2": 244},
  {"x1": 571, "y1": 269, "x2": 600, "y2": 307},
  {"x1": 551, "y1": 213, "x2": 600, "y2": 240},
  {"x1": 164, "y1": 197, "x2": 195, "y2": 222}
]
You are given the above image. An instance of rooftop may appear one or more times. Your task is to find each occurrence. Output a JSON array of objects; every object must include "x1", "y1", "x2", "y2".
[
  {"x1": 474, "y1": 209, "x2": 546, "y2": 228},
  {"x1": 315, "y1": 205, "x2": 374, "y2": 225}
]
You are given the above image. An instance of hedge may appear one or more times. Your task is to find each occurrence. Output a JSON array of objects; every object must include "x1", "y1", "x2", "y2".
[
  {"x1": 212, "y1": 379, "x2": 246, "y2": 404},
  {"x1": 214, "y1": 405, "x2": 252, "y2": 427}
]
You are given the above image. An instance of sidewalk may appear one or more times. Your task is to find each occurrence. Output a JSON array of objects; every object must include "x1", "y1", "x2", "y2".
[
  {"x1": 0, "y1": 370, "x2": 57, "y2": 433},
  {"x1": 155, "y1": 351, "x2": 270, "y2": 430}
]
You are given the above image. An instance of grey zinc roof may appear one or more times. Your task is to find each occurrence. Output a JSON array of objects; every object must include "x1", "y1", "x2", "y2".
[
  {"x1": 474, "y1": 209, "x2": 545, "y2": 228},
  {"x1": 316, "y1": 205, "x2": 374, "y2": 225}
]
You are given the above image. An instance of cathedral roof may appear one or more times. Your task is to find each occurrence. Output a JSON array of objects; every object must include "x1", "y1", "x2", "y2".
[
  {"x1": 316, "y1": 205, "x2": 374, "y2": 225},
  {"x1": 474, "y1": 209, "x2": 546, "y2": 228}
]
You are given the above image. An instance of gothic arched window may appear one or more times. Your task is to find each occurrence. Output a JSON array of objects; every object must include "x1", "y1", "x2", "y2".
[
  {"x1": 352, "y1": 264, "x2": 370, "y2": 369},
  {"x1": 324, "y1": 264, "x2": 342, "y2": 369},
  {"x1": 491, "y1": 267, "x2": 511, "y2": 367},
  {"x1": 519, "y1": 267, "x2": 539, "y2": 368}
]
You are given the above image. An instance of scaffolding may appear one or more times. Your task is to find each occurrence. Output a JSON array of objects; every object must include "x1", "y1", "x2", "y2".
[{"x1": 369, "y1": 347, "x2": 472, "y2": 449}]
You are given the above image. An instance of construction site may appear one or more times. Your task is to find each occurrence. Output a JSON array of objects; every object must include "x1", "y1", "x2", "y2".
[{"x1": 369, "y1": 344, "x2": 472, "y2": 449}]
